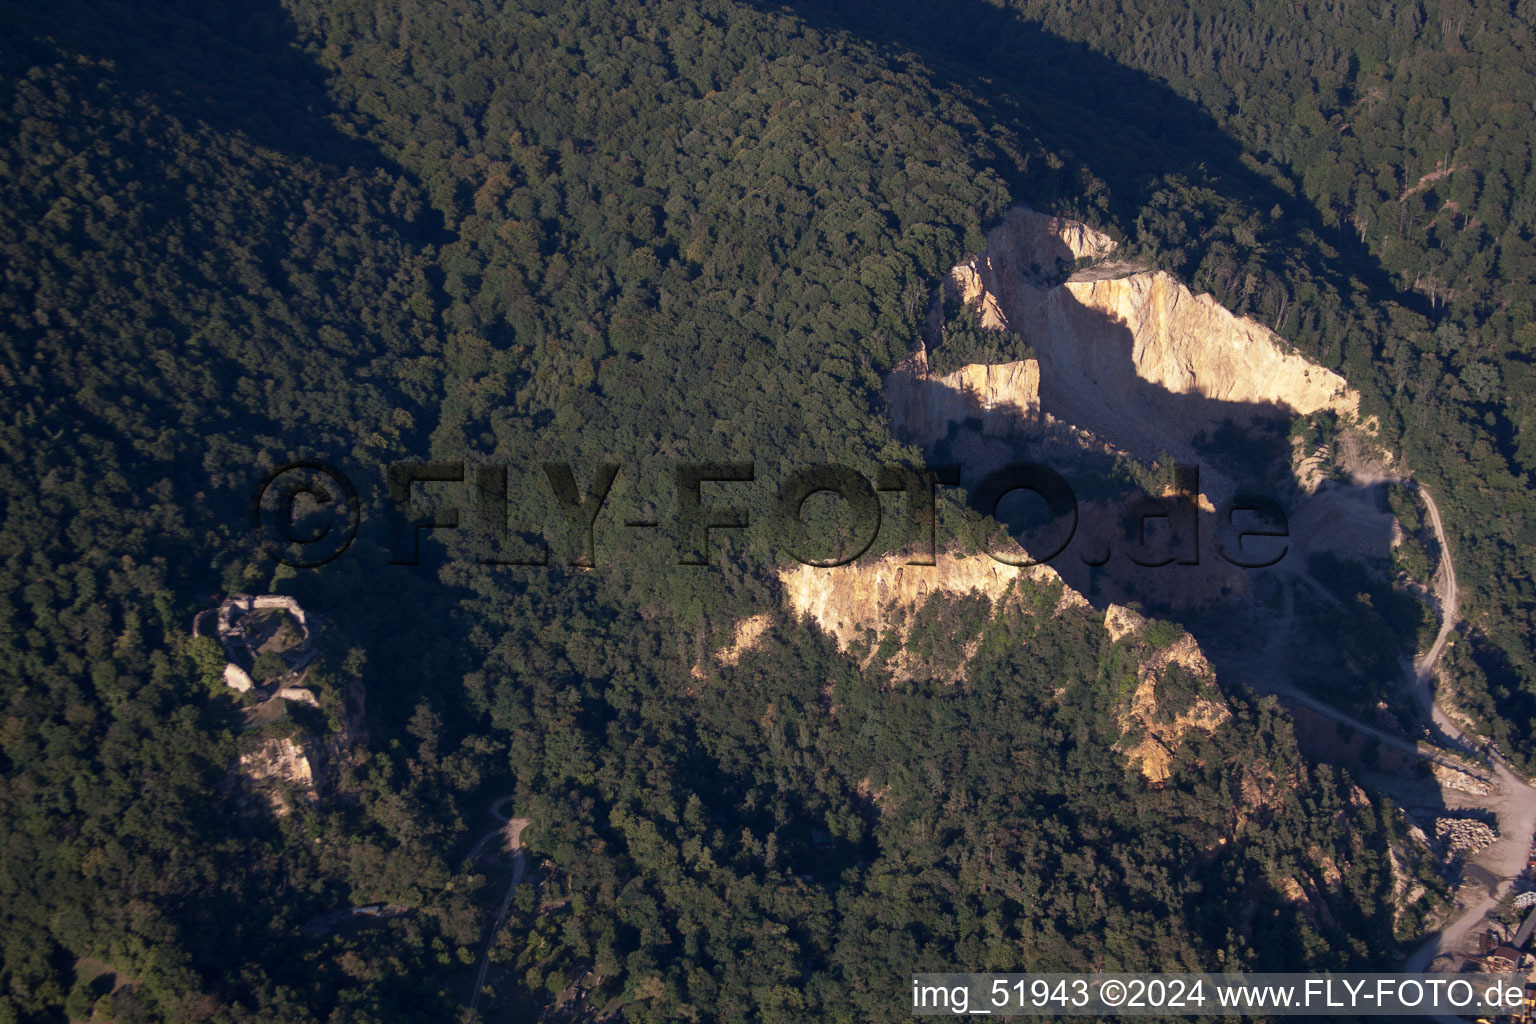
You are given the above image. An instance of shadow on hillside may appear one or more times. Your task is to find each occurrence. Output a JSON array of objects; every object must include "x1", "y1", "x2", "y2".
[
  {"x1": 7, "y1": 0, "x2": 481, "y2": 989},
  {"x1": 9, "y1": 0, "x2": 454, "y2": 252},
  {"x1": 892, "y1": 279, "x2": 1472, "y2": 964},
  {"x1": 9, "y1": 0, "x2": 371, "y2": 170},
  {"x1": 776, "y1": 0, "x2": 1440, "y2": 713},
  {"x1": 769, "y1": 0, "x2": 1419, "y2": 319},
  {"x1": 889, "y1": 279, "x2": 1410, "y2": 713}
]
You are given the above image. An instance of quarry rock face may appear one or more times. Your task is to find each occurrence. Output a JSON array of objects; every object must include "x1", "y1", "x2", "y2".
[
  {"x1": 887, "y1": 345, "x2": 1041, "y2": 440},
  {"x1": 930, "y1": 206, "x2": 1362, "y2": 464},
  {"x1": 1104, "y1": 604, "x2": 1232, "y2": 784},
  {"x1": 759, "y1": 557, "x2": 1233, "y2": 780},
  {"x1": 942, "y1": 208, "x2": 1116, "y2": 332},
  {"x1": 1053, "y1": 271, "x2": 1359, "y2": 418},
  {"x1": 772, "y1": 208, "x2": 1389, "y2": 782},
  {"x1": 949, "y1": 262, "x2": 1010, "y2": 330},
  {"x1": 967, "y1": 207, "x2": 1118, "y2": 288},
  {"x1": 884, "y1": 207, "x2": 1398, "y2": 624},
  {"x1": 777, "y1": 549, "x2": 1079, "y2": 661}
]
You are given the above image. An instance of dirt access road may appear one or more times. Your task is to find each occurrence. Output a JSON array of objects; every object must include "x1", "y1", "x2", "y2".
[
  {"x1": 1403, "y1": 483, "x2": 1536, "y2": 973},
  {"x1": 468, "y1": 797, "x2": 530, "y2": 1013}
]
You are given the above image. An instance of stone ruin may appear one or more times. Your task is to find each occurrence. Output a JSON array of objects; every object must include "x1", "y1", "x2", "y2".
[{"x1": 194, "y1": 594, "x2": 320, "y2": 704}]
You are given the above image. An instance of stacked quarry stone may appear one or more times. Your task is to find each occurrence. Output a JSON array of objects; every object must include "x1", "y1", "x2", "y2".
[{"x1": 1434, "y1": 817, "x2": 1497, "y2": 858}]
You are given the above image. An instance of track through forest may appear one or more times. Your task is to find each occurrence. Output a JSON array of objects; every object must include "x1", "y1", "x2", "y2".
[
  {"x1": 468, "y1": 798, "x2": 529, "y2": 1013},
  {"x1": 1401, "y1": 484, "x2": 1536, "y2": 974},
  {"x1": 1255, "y1": 478, "x2": 1535, "y2": 974}
]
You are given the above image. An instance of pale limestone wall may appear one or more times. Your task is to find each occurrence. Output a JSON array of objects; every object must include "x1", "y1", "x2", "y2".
[
  {"x1": 766, "y1": 564, "x2": 1229, "y2": 782},
  {"x1": 1058, "y1": 272, "x2": 1358, "y2": 417},
  {"x1": 949, "y1": 261, "x2": 1010, "y2": 329},
  {"x1": 219, "y1": 593, "x2": 309, "y2": 635},
  {"x1": 777, "y1": 550, "x2": 1078, "y2": 657},
  {"x1": 947, "y1": 207, "x2": 1360, "y2": 428},
  {"x1": 250, "y1": 594, "x2": 309, "y2": 634},
  {"x1": 211, "y1": 593, "x2": 316, "y2": 691},
  {"x1": 971, "y1": 207, "x2": 1118, "y2": 286},
  {"x1": 887, "y1": 348, "x2": 1041, "y2": 440}
]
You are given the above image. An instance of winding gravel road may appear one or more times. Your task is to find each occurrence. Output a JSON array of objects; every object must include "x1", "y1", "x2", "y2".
[
  {"x1": 1395, "y1": 482, "x2": 1536, "y2": 977},
  {"x1": 468, "y1": 798, "x2": 529, "y2": 1013},
  {"x1": 1260, "y1": 479, "x2": 1535, "y2": 979}
]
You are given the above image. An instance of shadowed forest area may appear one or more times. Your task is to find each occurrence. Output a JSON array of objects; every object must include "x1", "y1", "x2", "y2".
[
  {"x1": 785, "y1": 0, "x2": 1536, "y2": 757},
  {"x1": 1, "y1": 0, "x2": 1528, "y2": 1020}
]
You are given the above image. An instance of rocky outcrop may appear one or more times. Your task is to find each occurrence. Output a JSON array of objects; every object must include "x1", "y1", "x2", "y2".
[
  {"x1": 236, "y1": 682, "x2": 366, "y2": 816},
  {"x1": 931, "y1": 207, "x2": 1361, "y2": 466},
  {"x1": 1052, "y1": 272, "x2": 1359, "y2": 417},
  {"x1": 778, "y1": 549, "x2": 1083, "y2": 677},
  {"x1": 769, "y1": 558, "x2": 1232, "y2": 781},
  {"x1": 887, "y1": 344, "x2": 1041, "y2": 440},
  {"x1": 942, "y1": 208, "x2": 1115, "y2": 331},
  {"x1": 1433, "y1": 762, "x2": 1493, "y2": 796},
  {"x1": 1104, "y1": 604, "x2": 1233, "y2": 785},
  {"x1": 238, "y1": 737, "x2": 316, "y2": 816},
  {"x1": 717, "y1": 613, "x2": 773, "y2": 667}
]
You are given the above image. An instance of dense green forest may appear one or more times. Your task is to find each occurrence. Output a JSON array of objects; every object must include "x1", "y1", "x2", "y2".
[
  {"x1": 1001, "y1": 0, "x2": 1536, "y2": 765},
  {"x1": 0, "y1": 0, "x2": 1525, "y2": 1020},
  {"x1": 793, "y1": 0, "x2": 1536, "y2": 759}
]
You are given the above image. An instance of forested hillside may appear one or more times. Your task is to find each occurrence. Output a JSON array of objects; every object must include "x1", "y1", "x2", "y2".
[
  {"x1": 997, "y1": 0, "x2": 1536, "y2": 764},
  {"x1": 0, "y1": 0, "x2": 1519, "y2": 1021},
  {"x1": 792, "y1": 0, "x2": 1536, "y2": 760}
]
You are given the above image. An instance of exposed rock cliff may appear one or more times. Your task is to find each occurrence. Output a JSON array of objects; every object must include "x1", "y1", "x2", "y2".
[
  {"x1": 236, "y1": 687, "x2": 367, "y2": 816},
  {"x1": 238, "y1": 737, "x2": 317, "y2": 816},
  {"x1": 233, "y1": 665, "x2": 368, "y2": 816},
  {"x1": 1103, "y1": 604, "x2": 1232, "y2": 784},
  {"x1": 767, "y1": 554, "x2": 1232, "y2": 781},
  {"x1": 886, "y1": 208, "x2": 1401, "y2": 630},
  {"x1": 934, "y1": 207, "x2": 1361, "y2": 465},
  {"x1": 780, "y1": 551, "x2": 1077, "y2": 656},
  {"x1": 949, "y1": 263, "x2": 1009, "y2": 331},
  {"x1": 887, "y1": 344, "x2": 1041, "y2": 440},
  {"x1": 1055, "y1": 271, "x2": 1358, "y2": 417},
  {"x1": 954, "y1": 207, "x2": 1117, "y2": 299},
  {"x1": 717, "y1": 612, "x2": 773, "y2": 667}
]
